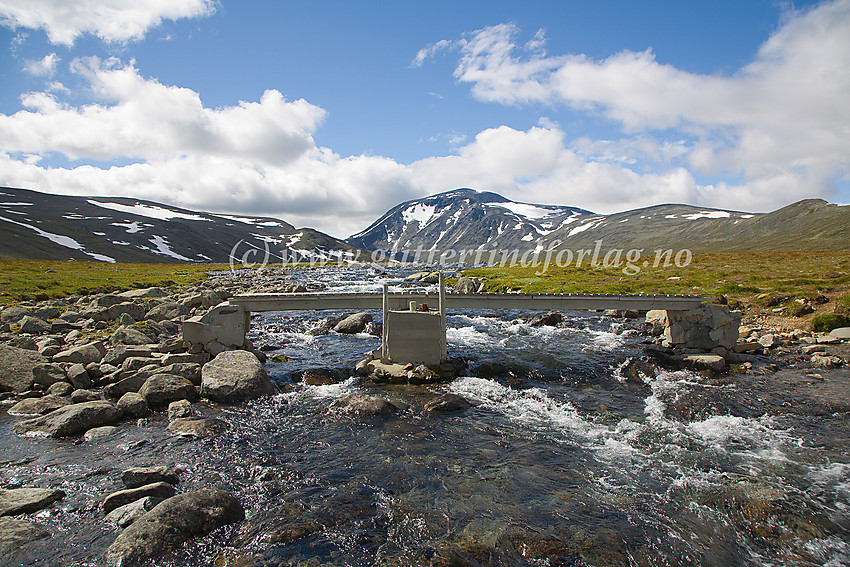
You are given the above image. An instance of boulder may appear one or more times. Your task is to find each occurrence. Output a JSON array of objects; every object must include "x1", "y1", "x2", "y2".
[
  {"x1": 19, "y1": 316, "x2": 51, "y2": 335},
  {"x1": 0, "y1": 305, "x2": 33, "y2": 324},
  {"x1": 331, "y1": 392, "x2": 397, "y2": 417},
  {"x1": 526, "y1": 311, "x2": 562, "y2": 327},
  {"x1": 8, "y1": 394, "x2": 71, "y2": 416},
  {"x1": 117, "y1": 392, "x2": 151, "y2": 418},
  {"x1": 83, "y1": 426, "x2": 119, "y2": 441},
  {"x1": 70, "y1": 389, "x2": 100, "y2": 403},
  {"x1": 407, "y1": 364, "x2": 440, "y2": 384},
  {"x1": 424, "y1": 393, "x2": 474, "y2": 413},
  {"x1": 104, "y1": 489, "x2": 244, "y2": 567},
  {"x1": 47, "y1": 381, "x2": 74, "y2": 397},
  {"x1": 52, "y1": 341, "x2": 106, "y2": 365},
  {"x1": 0, "y1": 344, "x2": 46, "y2": 392},
  {"x1": 167, "y1": 417, "x2": 228, "y2": 438},
  {"x1": 14, "y1": 400, "x2": 123, "y2": 438},
  {"x1": 104, "y1": 372, "x2": 151, "y2": 399},
  {"x1": 156, "y1": 363, "x2": 202, "y2": 386},
  {"x1": 0, "y1": 517, "x2": 49, "y2": 554},
  {"x1": 104, "y1": 496, "x2": 161, "y2": 529},
  {"x1": 201, "y1": 350, "x2": 275, "y2": 403},
  {"x1": 680, "y1": 354, "x2": 727, "y2": 373},
  {"x1": 102, "y1": 482, "x2": 176, "y2": 515},
  {"x1": 112, "y1": 326, "x2": 155, "y2": 346},
  {"x1": 145, "y1": 302, "x2": 185, "y2": 322},
  {"x1": 102, "y1": 345, "x2": 155, "y2": 367},
  {"x1": 66, "y1": 363, "x2": 93, "y2": 389},
  {"x1": 0, "y1": 488, "x2": 65, "y2": 516},
  {"x1": 453, "y1": 277, "x2": 483, "y2": 294},
  {"x1": 122, "y1": 356, "x2": 160, "y2": 372},
  {"x1": 121, "y1": 466, "x2": 181, "y2": 489},
  {"x1": 333, "y1": 313, "x2": 373, "y2": 334},
  {"x1": 138, "y1": 374, "x2": 198, "y2": 407},
  {"x1": 300, "y1": 368, "x2": 344, "y2": 386},
  {"x1": 168, "y1": 399, "x2": 192, "y2": 420}
]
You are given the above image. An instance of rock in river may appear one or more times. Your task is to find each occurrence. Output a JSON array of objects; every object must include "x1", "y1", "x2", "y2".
[
  {"x1": 0, "y1": 344, "x2": 46, "y2": 392},
  {"x1": 201, "y1": 350, "x2": 275, "y2": 403},
  {"x1": 104, "y1": 489, "x2": 244, "y2": 567},
  {"x1": 0, "y1": 487, "x2": 65, "y2": 516},
  {"x1": 14, "y1": 400, "x2": 122, "y2": 438}
]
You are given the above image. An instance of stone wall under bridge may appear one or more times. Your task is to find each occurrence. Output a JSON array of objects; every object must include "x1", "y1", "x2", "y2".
[{"x1": 646, "y1": 304, "x2": 741, "y2": 351}]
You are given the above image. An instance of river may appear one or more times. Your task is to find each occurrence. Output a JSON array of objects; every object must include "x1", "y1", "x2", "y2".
[{"x1": 1, "y1": 266, "x2": 849, "y2": 566}]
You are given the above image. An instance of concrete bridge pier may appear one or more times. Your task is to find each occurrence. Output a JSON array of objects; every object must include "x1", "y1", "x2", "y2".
[{"x1": 380, "y1": 273, "x2": 447, "y2": 366}]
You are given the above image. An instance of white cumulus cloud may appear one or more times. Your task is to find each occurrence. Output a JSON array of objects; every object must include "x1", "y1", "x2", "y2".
[
  {"x1": 424, "y1": 1, "x2": 850, "y2": 205},
  {"x1": 22, "y1": 52, "x2": 58, "y2": 76},
  {"x1": 0, "y1": 0, "x2": 215, "y2": 45}
]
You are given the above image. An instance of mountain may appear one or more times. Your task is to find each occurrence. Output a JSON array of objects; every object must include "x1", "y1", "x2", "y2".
[
  {"x1": 347, "y1": 189, "x2": 850, "y2": 255},
  {"x1": 0, "y1": 187, "x2": 361, "y2": 263},
  {"x1": 347, "y1": 188, "x2": 592, "y2": 252}
]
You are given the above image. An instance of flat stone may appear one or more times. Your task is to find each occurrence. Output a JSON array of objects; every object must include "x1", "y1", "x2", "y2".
[
  {"x1": 14, "y1": 400, "x2": 122, "y2": 438},
  {"x1": 103, "y1": 496, "x2": 161, "y2": 529},
  {"x1": 681, "y1": 354, "x2": 727, "y2": 373},
  {"x1": 0, "y1": 488, "x2": 65, "y2": 516},
  {"x1": 167, "y1": 417, "x2": 228, "y2": 438},
  {"x1": 121, "y1": 466, "x2": 181, "y2": 489},
  {"x1": 8, "y1": 394, "x2": 71, "y2": 416},
  {"x1": 0, "y1": 517, "x2": 49, "y2": 554},
  {"x1": 801, "y1": 344, "x2": 827, "y2": 355},
  {"x1": 19, "y1": 316, "x2": 51, "y2": 335},
  {"x1": 83, "y1": 425, "x2": 119, "y2": 441},
  {"x1": 102, "y1": 482, "x2": 176, "y2": 515},
  {"x1": 829, "y1": 327, "x2": 850, "y2": 340},
  {"x1": 52, "y1": 341, "x2": 106, "y2": 365}
]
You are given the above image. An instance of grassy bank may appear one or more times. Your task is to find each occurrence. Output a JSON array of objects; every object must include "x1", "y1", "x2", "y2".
[
  {"x1": 462, "y1": 250, "x2": 850, "y2": 305},
  {"x1": 0, "y1": 260, "x2": 227, "y2": 304}
]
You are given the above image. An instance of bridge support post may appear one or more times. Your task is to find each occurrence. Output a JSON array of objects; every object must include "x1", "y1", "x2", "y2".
[
  {"x1": 380, "y1": 273, "x2": 448, "y2": 366},
  {"x1": 182, "y1": 302, "x2": 250, "y2": 349}
]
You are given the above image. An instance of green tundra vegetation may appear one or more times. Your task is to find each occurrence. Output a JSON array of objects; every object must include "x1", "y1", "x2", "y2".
[
  {"x1": 0, "y1": 259, "x2": 226, "y2": 304},
  {"x1": 462, "y1": 250, "x2": 850, "y2": 309}
]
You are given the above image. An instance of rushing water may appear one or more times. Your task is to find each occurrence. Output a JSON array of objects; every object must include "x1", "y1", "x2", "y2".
[{"x1": 2, "y1": 267, "x2": 850, "y2": 566}]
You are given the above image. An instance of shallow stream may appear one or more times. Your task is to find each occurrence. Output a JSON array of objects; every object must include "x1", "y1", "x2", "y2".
[{"x1": 2, "y1": 267, "x2": 849, "y2": 566}]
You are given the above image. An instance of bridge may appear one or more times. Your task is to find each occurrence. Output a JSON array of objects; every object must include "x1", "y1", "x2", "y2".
[{"x1": 183, "y1": 274, "x2": 709, "y2": 365}]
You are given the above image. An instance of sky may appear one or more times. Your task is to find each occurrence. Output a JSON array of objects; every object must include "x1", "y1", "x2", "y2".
[{"x1": 0, "y1": 0, "x2": 848, "y2": 238}]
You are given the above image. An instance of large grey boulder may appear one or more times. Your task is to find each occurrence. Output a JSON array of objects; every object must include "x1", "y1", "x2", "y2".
[
  {"x1": 111, "y1": 326, "x2": 155, "y2": 346},
  {"x1": 167, "y1": 417, "x2": 227, "y2": 438},
  {"x1": 145, "y1": 302, "x2": 185, "y2": 322},
  {"x1": 52, "y1": 341, "x2": 106, "y2": 365},
  {"x1": 0, "y1": 488, "x2": 65, "y2": 516},
  {"x1": 0, "y1": 305, "x2": 32, "y2": 324},
  {"x1": 453, "y1": 277, "x2": 483, "y2": 294},
  {"x1": 138, "y1": 374, "x2": 198, "y2": 407},
  {"x1": 116, "y1": 392, "x2": 150, "y2": 418},
  {"x1": 120, "y1": 287, "x2": 168, "y2": 299},
  {"x1": 14, "y1": 400, "x2": 122, "y2": 438},
  {"x1": 0, "y1": 344, "x2": 46, "y2": 392},
  {"x1": 104, "y1": 489, "x2": 244, "y2": 567},
  {"x1": 19, "y1": 315, "x2": 51, "y2": 335},
  {"x1": 31, "y1": 362, "x2": 66, "y2": 388},
  {"x1": 333, "y1": 312, "x2": 373, "y2": 334},
  {"x1": 201, "y1": 350, "x2": 275, "y2": 403}
]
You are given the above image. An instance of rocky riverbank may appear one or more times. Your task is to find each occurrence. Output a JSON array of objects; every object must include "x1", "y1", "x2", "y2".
[{"x1": 1, "y1": 267, "x2": 849, "y2": 565}]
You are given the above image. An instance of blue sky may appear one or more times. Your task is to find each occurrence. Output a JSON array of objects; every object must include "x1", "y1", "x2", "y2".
[{"x1": 1, "y1": 0, "x2": 847, "y2": 237}]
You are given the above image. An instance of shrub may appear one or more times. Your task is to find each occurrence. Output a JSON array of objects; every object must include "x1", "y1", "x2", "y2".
[{"x1": 811, "y1": 313, "x2": 850, "y2": 333}]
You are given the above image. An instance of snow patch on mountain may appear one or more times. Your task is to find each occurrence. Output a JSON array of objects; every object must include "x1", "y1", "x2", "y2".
[{"x1": 88, "y1": 200, "x2": 211, "y2": 222}]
